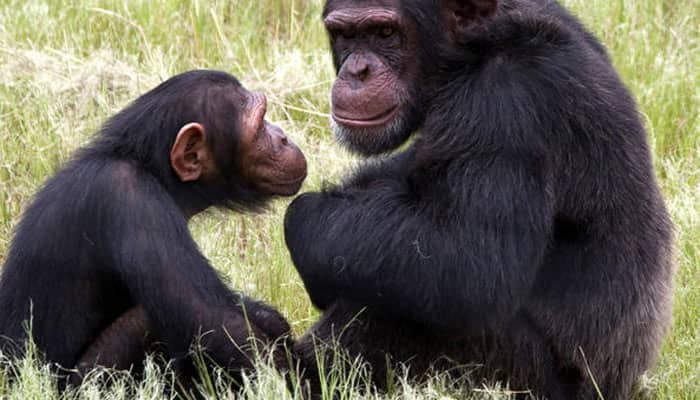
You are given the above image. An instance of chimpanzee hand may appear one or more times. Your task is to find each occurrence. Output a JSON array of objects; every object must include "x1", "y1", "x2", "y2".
[
  {"x1": 200, "y1": 306, "x2": 290, "y2": 373},
  {"x1": 240, "y1": 297, "x2": 291, "y2": 340},
  {"x1": 285, "y1": 151, "x2": 416, "y2": 311},
  {"x1": 284, "y1": 192, "x2": 342, "y2": 310}
]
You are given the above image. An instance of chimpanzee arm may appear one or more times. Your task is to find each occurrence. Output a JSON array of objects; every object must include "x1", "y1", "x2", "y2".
[
  {"x1": 105, "y1": 172, "x2": 257, "y2": 366},
  {"x1": 286, "y1": 67, "x2": 560, "y2": 332},
  {"x1": 286, "y1": 155, "x2": 553, "y2": 332}
]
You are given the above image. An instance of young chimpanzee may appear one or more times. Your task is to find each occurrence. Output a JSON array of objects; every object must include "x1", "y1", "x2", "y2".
[{"x1": 0, "y1": 70, "x2": 307, "y2": 388}]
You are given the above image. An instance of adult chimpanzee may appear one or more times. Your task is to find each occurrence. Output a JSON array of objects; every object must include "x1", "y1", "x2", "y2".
[
  {"x1": 0, "y1": 70, "x2": 307, "y2": 388},
  {"x1": 284, "y1": 0, "x2": 674, "y2": 399}
]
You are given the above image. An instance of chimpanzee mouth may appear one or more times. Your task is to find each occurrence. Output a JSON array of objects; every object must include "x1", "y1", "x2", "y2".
[
  {"x1": 332, "y1": 105, "x2": 399, "y2": 129},
  {"x1": 263, "y1": 173, "x2": 308, "y2": 196}
]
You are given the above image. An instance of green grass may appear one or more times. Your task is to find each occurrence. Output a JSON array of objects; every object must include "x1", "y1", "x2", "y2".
[{"x1": 0, "y1": 0, "x2": 698, "y2": 398}]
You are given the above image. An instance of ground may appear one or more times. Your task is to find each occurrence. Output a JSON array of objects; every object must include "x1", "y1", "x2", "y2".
[{"x1": 0, "y1": 1, "x2": 698, "y2": 399}]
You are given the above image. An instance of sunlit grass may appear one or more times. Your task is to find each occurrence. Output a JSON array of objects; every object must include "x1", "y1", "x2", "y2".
[{"x1": 0, "y1": 0, "x2": 698, "y2": 398}]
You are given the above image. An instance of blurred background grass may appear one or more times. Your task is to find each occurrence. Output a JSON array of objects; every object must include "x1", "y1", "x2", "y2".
[{"x1": 0, "y1": 0, "x2": 698, "y2": 398}]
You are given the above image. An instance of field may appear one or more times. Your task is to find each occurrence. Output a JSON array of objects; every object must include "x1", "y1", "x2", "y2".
[{"x1": 0, "y1": 0, "x2": 698, "y2": 398}]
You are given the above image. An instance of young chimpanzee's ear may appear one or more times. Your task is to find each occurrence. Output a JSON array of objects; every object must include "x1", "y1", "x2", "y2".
[
  {"x1": 443, "y1": 0, "x2": 498, "y2": 37},
  {"x1": 170, "y1": 122, "x2": 209, "y2": 182}
]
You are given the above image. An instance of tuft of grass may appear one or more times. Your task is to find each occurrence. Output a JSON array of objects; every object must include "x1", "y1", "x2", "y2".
[{"x1": 0, "y1": 0, "x2": 698, "y2": 398}]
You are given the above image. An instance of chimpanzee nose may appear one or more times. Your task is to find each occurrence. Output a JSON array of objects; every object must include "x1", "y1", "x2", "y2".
[{"x1": 345, "y1": 54, "x2": 370, "y2": 81}]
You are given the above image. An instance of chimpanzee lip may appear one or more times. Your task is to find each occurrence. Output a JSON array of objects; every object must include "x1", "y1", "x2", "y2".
[
  {"x1": 332, "y1": 105, "x2": 399, "y2": 128},
  {"x1": 262, "y1": 172, "x2": 308, "y2": 196},
  {"x1": 277, "y1": 173, "x2": 307, "y2": 186}
]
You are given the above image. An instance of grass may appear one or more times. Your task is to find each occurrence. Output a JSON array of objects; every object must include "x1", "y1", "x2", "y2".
[{"x1": 0, "y1": 0, "x2": 697, "y2": 398}]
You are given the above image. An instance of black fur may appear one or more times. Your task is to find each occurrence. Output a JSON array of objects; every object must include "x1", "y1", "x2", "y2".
[
  {"x1": 0, "y1": 70, "x2": 290, "y2": 387},
  {"x1": 285, "y1": 1, "x2": 674, "y2": 398}
]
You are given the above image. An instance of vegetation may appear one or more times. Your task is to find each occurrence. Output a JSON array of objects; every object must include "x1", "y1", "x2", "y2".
[{"x1": 0, "y1": 0, "x2": 697, "y2": 398}]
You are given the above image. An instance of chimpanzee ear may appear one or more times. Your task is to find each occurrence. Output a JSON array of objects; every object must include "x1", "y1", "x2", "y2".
[
  {"x1": 170, "y1": 123, "x2": 209, "y2": 182},
  {"x1": 443, "y1": 0, "x2": 498, "y2": 35}
]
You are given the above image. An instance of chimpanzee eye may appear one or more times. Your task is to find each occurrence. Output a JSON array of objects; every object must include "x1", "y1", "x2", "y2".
[{"x1": 379, "y1": 27, "x2": 395, "y2": 38}]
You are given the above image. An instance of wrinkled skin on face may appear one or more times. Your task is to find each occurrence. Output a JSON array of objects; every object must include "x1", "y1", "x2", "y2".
[
  {"x1": 325, "y1": 0, "x2": 423, "y2": 155},
  {"x1": 237, "y1": 90, "x2": 308, "y2": 196}
]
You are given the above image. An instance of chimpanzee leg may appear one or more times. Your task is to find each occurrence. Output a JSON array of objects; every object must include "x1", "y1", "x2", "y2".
[
  {"x1": 70, "y1": 306, "x2": 153, "y2": 386},
  {"x1": 70, "y1": 301, "x2": 296, "y2": 389},
  {"x1": 296, "y1": 301, "x2": 576, "y2": 400}
]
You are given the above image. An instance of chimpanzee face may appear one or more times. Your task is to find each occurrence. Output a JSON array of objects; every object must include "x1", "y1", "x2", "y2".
[
  {"x1": 236, "y1": 90, "x2": 307, "y2": 196},
  {"x1": 169, "y1": 86, "x2": 307, "y2": 197},
  {"x1": 324, "y1": 0, "x2": 423, "y2": 155}
]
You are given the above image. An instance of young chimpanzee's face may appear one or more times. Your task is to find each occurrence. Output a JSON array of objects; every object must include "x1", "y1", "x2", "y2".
[
  {"x1": 169, "y1": 86, "x2": 307, "y2": 198},
  {"x1": 236, "y1": 90, "x2": 307, "y2": 196}
]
